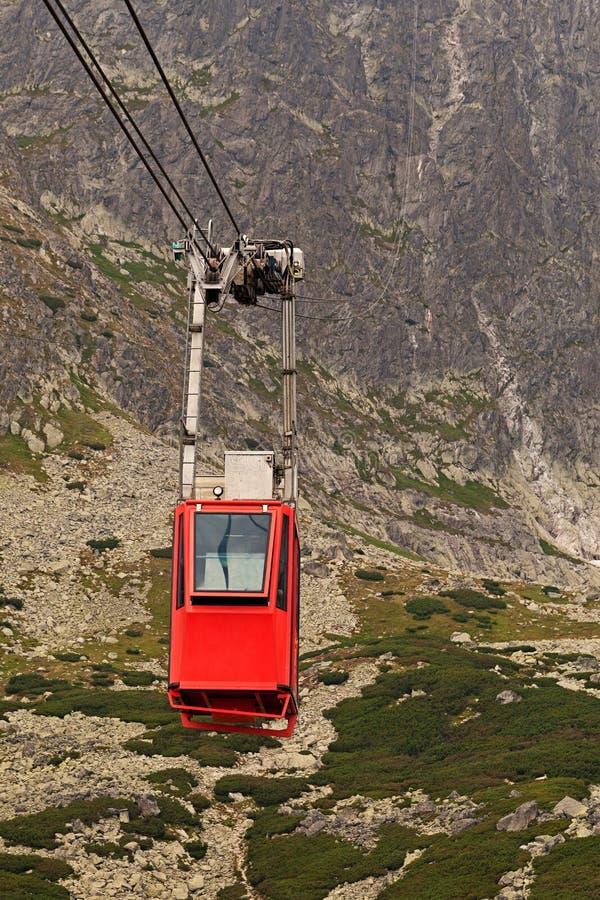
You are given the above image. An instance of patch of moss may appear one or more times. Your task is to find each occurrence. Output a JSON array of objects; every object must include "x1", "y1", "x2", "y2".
[
  {"x1": 0, "y1": 433, "x2": 48, "y2": 482},
  {"x1": 124, "y1": 722, "x2": 276, "y2": 766}
]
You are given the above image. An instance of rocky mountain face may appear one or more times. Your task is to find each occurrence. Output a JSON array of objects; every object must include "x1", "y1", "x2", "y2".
[
  {"x1": 1, "y1": 0, "x2": 599, "y2": 585},
  {"x1": 3, "y1": 4, "x2": 600, "y2": 898}
]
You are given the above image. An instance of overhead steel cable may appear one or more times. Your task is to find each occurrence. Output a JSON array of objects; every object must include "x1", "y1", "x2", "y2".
[
  {"x1": 40, "y1": 0, "x2": 210, "y2": 263},
  {"x1": 50, "y1": 0, "x2": 215, "y2": 258},
  {"x1": 123, "y1": 0, "x2": 242, "y2": 237},
  {"x1": 255, "y1": 301, "x2": 349, "y2": 323}
]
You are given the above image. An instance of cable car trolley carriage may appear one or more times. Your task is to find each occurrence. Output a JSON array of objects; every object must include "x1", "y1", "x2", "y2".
[{"x1": 168, "y1": 231, "x2": 304, "y2": 737}]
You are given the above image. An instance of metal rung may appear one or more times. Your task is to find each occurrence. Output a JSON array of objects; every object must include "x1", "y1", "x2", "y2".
[{"x1": 189, "y1": 324, "x2": 203, "y2": 333}]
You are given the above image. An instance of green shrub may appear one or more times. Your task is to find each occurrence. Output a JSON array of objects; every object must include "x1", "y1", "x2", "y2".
[
  {"x1": 146, "y1": 767, "x2": 197, "y2": 795},
  {"x1": 32, "y1": 687, "x2": 173, "y2": 728},
  {"x1": 214, "y1": 775, "x2": 308, "y2": 806},
  {"x1": 318, "y1": 670, "x2": 349, "y2": 685},
  {"x1": 6, "y1": 673, "x2": 67, "y2": 696},
  {"x1": 531, "y1": 835, "x2": 600, "y2": 899},
  {"x1": 0, "y1": 594, "x2": 23, "y2": 610},
  {"x1": 405, "y1": 597, "x2": 449, "y2": 620},
  {"x1": 39, "y1": 294, "x2": 65, "y2": 313},
  {"x1": 189, "y1": 793, "x2": 211, "y2": 813},
  {"x1": 122, "y1": 671, "x2": 155, "y2": 687},
  {"x1": 68, "y1": 450, "x2": 85, "y2": 460},
  {"x1": 80, "y1": 310, "x2": 97, "y2": 322},
  {"x1": 0, "y1": 798, "x2": 136, "y2": 849},
  {"x1": 85, "y1": 441, "x2": 106, "y2": 451},
  {"x1": 66, "y1": 480, "x2": 86, "y2": 491},
  {"x1": 125, "y1": 626, "x2": 144, "y2": 638},
  {"x1": 309, "y1": 639, "x2": 600, "y2": 801},
  {"x1": 482, "y1": 579, "x2": 507, "y2": 596},
  {"x1": 542, "y1": 585, "x2": 561, "y2": 596},
  {"x1": 0, "y1": 872, "x2": 68, "y2": 898},
  {"x1": 124, "y1": 722, "x2": 278, "y2": 764},
  {"x1": 84, "y1": 841, "x2": 129, "y2": 859},
  {"x1": 91, "y1": 673, "x2": 114, "y2": 686},
  {"x1": 440, "y1": 589, "x2": 507, "y2": 610},
  {"x1": 122, "y1": 817, "x2": 165, "y2": 839},
  {"x1": 53, "y1": 652, "x2": 81, "y2": 663},
  {"x1": 126, "y1": 648, "x2": 142, "y2": 655},
  {"x1": 150, "y1": 547, "x2": 173, "y2": 559},
  {"x1": 86, "y1": 536, "x2": 120, "y2": 552},
  {"x1": 0, "y1": 852, "x2": 72, "y2": 880},
  {"x1": 186, "y1": 839, "x2": 208, "y2": 860},
  {"x1": 355, "y1": 569, "x2": 385, "y2": 582}
]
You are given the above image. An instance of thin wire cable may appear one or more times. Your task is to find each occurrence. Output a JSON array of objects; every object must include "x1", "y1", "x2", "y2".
[
  {"x1": 123, "y1": 0, "x2": 242, "y2": 236},
  {"x1": 254, "y1": 301, "x2": 349, "y2": 323},
  {"x1": 41, "y1": 0, "x2": 210, "y2": 263},
  {"x1": 52, "y1": 0, "x2": 215, "y2": 257}
]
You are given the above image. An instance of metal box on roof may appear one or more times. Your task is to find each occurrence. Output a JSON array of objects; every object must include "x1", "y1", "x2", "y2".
[{"x1": 224, "y1": 451, "x2": 274, "y2": 500}]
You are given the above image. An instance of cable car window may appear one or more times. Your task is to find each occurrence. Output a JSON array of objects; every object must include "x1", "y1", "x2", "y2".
[
  {"x1": 276, "y1": 517, "x2": 289, "y2": 611},
  {"x1": 194, "y1": 513, "x2": 271, "y2": 592}
]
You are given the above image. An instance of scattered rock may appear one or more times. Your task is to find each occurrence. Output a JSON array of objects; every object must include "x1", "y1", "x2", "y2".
[
  {"x1": 450, "y1": 632, "x2": 472, "y2": 644},
  {"x1": 303, "y1": 561, "x2": 330, "y2": 578},
  {"x1": 496, "y1": 690, "x2": 523, "y2": 704},
  {"x1": 552, "y1": 796, "x2": 587, "y2": 818},
  {"x1": 497, "y1": 801, "x2": 539, "y2": 832},
  {"x1": 137, "y1": 793, "x2": 160, "y2": 817}
]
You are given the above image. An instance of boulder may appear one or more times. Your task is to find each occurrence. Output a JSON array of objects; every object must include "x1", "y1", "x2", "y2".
[
  {"x1": 497, "y1": 800, "x2": 539, "y2": 832},
  {"x1": 496, "y1": 690, "x2": 523, "y2": 704},
  {"x1": 552, "y1": 796, "x2": 587, "y2": 818}
]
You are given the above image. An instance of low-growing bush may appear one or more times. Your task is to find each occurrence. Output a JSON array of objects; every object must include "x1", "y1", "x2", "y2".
[
  {"x1": 319, "y1": 670, "x2": 349, "y2": 686},
  {"x1": 186, "y1": 839, "x2": 208, "y2": 860},
  {"x1": 482, "y1": 579, "x2": 507, "y2": 596},
  {"x1": 355, "y1": 569, "x2": 385, "y2": 582},
  {"x1": 214, "y1": 775, "x2": 308, "y2": 806},
  {"x1": 39, "y1": 294, "x2": 65, "y2": 313},
  {"x1": 189, "y1": 793, "x2": 211, "y2": 813},
  {"x1": 0, "y1": 594, "x2": 23, "y2": 610},
  {"x1": 53, "y1": 652, "x2": 81, "y2": 663},
  {"x1": 84, "y1": 841, "x2": 129, "y2": 859},
  {"x1": 125, "y1": 722, "x2": 278, "y2": 764},
  {"x1": 66, "y1": 480, "x2": 85, "y2": 491},
  {"x1": 146, "y1": 767, "x2": 197, "y2": 795},
  {"x1": 0, "y1": 798, "x2": 136, "y2": 849},
  {"x1": 440, "y1": 588, "x2": 507, "y2": 610},
  {"x1": 6, "y1": 673, "x2": 67, "y2": 696},
  {"x1": 150, "y1": 547, "x2": 173, "y2": 559},
  {"x1": 405, "y1": 596, "x2": 449, "y2": 620},
  {"x1": 125, "y1": 626, "x2": 144, "y2": 638},
  {"x1": 86, "y1": 536, "x2": 120, "y2": 552},
  {"x1": 122, "y1": 671, "x2": 155, "y2": 687}
]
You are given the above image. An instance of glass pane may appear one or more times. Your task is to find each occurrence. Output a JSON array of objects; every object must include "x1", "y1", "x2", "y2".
[{"x1": 194, "y1": 513, "x2": 271, "y2": 592}]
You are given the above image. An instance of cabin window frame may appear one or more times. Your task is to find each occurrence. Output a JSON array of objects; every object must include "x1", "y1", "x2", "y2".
[{"x1": 191, "y1": 511, "x2": 273, "y2": 602}]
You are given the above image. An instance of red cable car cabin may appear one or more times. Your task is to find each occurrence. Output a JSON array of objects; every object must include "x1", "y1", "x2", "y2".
[{"x1": 168, "y1": 498, "x2": 300, "y2": 737}]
